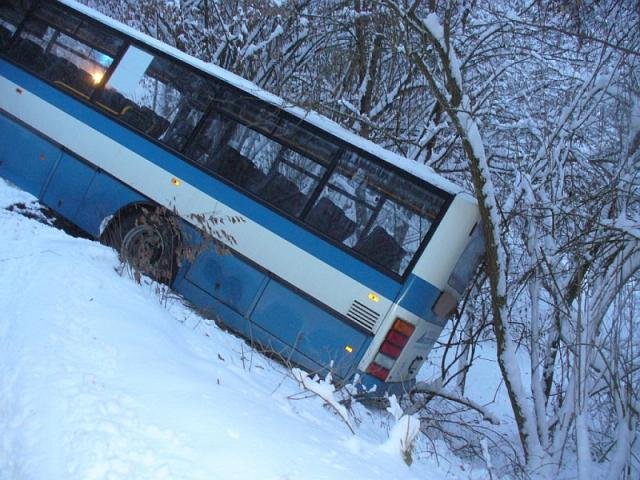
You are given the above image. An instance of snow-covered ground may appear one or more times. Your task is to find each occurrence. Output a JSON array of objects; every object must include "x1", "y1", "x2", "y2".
[{"x1": 0, "y1": 179, "x2": 483, "y2": 480}]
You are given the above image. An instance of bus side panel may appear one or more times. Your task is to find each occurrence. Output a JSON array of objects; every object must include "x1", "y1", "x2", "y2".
[
  {"x1": 172, "y1": 233, "x2": 371, "y2": 381},
  {"x1": 250, "y1": 280, "x2": 371, "y2": 380},
  {"x1": 0, "y1": 111, "x2": 146, "y2": 237},
  {"x1": 41, "y1": 152, "x2": 97, "y2": 221},
  {"x1": 172, "y1": 272, "x2": 258, "y2": 340},
  {"x1": 0, "y1": 112, "x2": 61, "y2": 198},
  {"x1": 173, "y1": 268, "x2": 340, "y2": 381},
  {"x1": 183, "y1": 248, "x2": 268, "y2": 317},
  {"x1": 246, "y1": 322, "x2": 327, "y2": 376},
  {"x1": 75, "y1": 171, "x2": 146, "y2": 236}
]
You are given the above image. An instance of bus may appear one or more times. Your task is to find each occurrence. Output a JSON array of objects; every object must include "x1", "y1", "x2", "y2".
[{"x1": 0, "y1": 0, "x2": 484, "y2": 395}]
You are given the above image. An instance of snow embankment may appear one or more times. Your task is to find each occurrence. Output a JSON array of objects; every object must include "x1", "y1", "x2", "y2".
[{"x1": 0, "y1": 179, "x2": 469, "y2": 480}]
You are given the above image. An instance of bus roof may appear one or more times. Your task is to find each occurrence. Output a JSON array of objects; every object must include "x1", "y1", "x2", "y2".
[{"x1": 60, "y1": 0, "x2": 471, "y2": 198}]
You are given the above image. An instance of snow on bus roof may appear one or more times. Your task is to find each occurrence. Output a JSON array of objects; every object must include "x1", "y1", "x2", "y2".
[{"x1": 60, "y1": 0, "x2": 469, "y2": 197}]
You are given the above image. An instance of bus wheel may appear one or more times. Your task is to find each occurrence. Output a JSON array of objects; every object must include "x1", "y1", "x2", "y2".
[{"x1": 104, "y1": 209, "x2": 179, "y2": 284}]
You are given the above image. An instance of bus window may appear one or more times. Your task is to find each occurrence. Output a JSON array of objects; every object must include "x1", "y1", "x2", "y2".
[
  {"x1": 224, "y1": 124, "x2": 309, "y2": 216},
  {"x1": 33, "y1": 1, "x2": 80, "y2": 33},
  {"x1": 305, "y1": 197, "x2": 356, "y2": 243},
  {"x1": 276, "y1": 149, "x2": 327, "y2": 205},
  {"x1": 160, "y1": 84, "x2": 216, "y2": 152},
  {"x1": 275, "y1": 118, "x2": 340, "y2": 165},
  {"x1": 0, "y1": 1, "x2": 33, "y2": 49},
  {"x1": 215, "y1": 92, "x2": 281, "y2": 136},
  {"x1": 305, "y1": 150, "x2": 447, "y2": 274},
  {"x1": 354, "y1": 226, "x2": 407, "y2": 273},
  {"x1": 448, "y1": 223, "x2": 485, "y2": 293},
  {"x1": 187, "y1": 110, "x2": 324, "y2": 218},
  {"x1": 308, "y1": 152, "x2": 378, "y2": 248},
  {"x1": 99, "y1": 45, "x2": 212, "y2": 141},
  {"x1": 6, "y1": 5, "x2": 122, "y2": 99},
  {"x1": 185, "y1": 110, "x2": 235, "y2": 168},
  {"x1": 222, "y1": 123, "x2": 276, "y2": 192},
  {"x1": 74, "y1": 19, "x2": 123, "y2": 59},
  {"x1": 360, "y1": 201, "x2": 418, "y2": 274},
  {"x1": 367, "y1": 175, "x2": 445, "y2": 274},
  {"x1": 162, "y1": 103, "x2": 206, "y2": 152}
]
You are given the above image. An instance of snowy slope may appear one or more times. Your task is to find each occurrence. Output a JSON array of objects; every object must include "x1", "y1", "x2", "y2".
[{"x1": 0, "y1": 179, "x2": 474, "y2": 480}]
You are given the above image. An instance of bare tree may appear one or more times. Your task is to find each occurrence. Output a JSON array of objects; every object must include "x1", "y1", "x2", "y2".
[{"x1": 381, "y1": 0, "x2": 639, "y2": 477}]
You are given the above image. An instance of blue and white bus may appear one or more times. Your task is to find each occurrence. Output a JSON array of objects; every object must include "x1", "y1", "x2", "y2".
[{"x1": 0, "y1": 0, "x2": 484, "y2": 394}]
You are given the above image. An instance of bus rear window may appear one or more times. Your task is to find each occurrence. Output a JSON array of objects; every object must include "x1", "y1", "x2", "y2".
[{"x1": 448, "y1": 223, "x2": 485, "y2": 293}]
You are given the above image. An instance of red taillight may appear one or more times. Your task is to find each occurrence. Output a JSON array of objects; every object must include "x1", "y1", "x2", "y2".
[
  {"x1": 367, "y1": 362, "x2": 390, "y2": 381},
  {"x1": 380, "y1": 341, "x2": 402, "y2": 358},
  {"x1": 383, "y1": 318, "x2": 415, "y2": 351},
  {"x1": 386, "y1": 330, "x2": 409, "y2": 348},
  {"x1": 367, "y1": 318, "x2": 416, "y2": 381}
]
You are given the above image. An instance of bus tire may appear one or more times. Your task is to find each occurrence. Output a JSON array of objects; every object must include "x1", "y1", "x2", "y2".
[{"x1": 103, "y1": 208, "x2": 180, "y2": 284}]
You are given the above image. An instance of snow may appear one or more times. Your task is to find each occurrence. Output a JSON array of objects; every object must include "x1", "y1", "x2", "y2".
[
  {"x1": 58, "y1": 0, "x2": 467, "y2": 197},
  {"x1": 380, "y1": 415, "x2": 420, "y2": 461},
  {"x1": 0, "y1": 178, "x2": 474, "y2": 479},
  {"x1": 381, "y1": 396, "x2": 420, "y2": 463}
]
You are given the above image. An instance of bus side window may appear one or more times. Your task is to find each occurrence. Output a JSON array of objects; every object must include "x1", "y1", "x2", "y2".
[
  {"x1": 162, "y1": 103, "x2": 206, "y2": 152},
  {"x1": 188, "y1": 115, "x2": 315, "y2": 218},
  {"x1": 224, "y1": 125, "x2": 295, "y2": 212},
  {"x1": 0, "y1": 0, "x2": 33, "y2": 49},
  {"x1": 225, "y1": 124, "x2": 335, "y2": 217},
  {"x1": 99, "y1": 46, "x2": 211, "y2": 142},
  {"x1": 372, "y1": 174, "x2": 446, "y2": 273},
  {"x1": 184, "y1": 114, "x2": 269, "y2": 194},
  {"x1": 4, "y1": 20, "x2": 47, "y2": 72},
  {"x1": 361, "y1": 200, "x2": 419, "y2": 274},
  {"x1": 184, "y1": 111, "x2": 234, "y2": 168},
  {"x1": 306, "y1": 197, "x2": 356, "y2": 242},
  {"x1": 275, "y1": 118, "x2": 339, "y2": 166},
  {"x1": 215, "y1": 93, "x2": 280, "y2": 136},
  {"x1": 355, "y1": 226, "x2": 407, "y2": 273},
  {"x1": 274, "y1": 149, "x2": 327, "y2": 212},
  {"x1": 307, "y1": 152, "x2": 377, "y2": 249},
  {"x1": 159, "y1": 79, "x2": 215, "y2": 152},
  {"x1": 305, "y1": 150, "x2": 447, "y2": 275},
  {"x1": 5, "y1": 4, "x2": 121, "y2": 99}
]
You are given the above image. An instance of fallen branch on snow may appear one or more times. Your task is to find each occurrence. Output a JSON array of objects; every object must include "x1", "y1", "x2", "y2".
[
  {"x1": 410, "y1": 380, "x2": 501, "y2": 425},
  {"x1": 291, "y1": 368, "x2": 355, "y2": 434}
]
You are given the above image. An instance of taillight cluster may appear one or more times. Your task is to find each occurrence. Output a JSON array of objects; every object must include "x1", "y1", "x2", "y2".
[{"x1": 366, "y1": 318, "x2": 415, "y2": 381}]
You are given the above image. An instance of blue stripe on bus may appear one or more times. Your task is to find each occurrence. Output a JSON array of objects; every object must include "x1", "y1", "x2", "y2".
[{"x1": 1, "y1": 60, "x2": 404, "y2": 300}]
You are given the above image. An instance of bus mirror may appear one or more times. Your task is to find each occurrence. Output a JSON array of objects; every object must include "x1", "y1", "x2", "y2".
[{"x1": 432, "y1": 291, "x2": 457, "y2": 318}]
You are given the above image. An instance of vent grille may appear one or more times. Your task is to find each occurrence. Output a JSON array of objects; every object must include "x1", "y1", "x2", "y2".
[{"x1": 347, "y1": 300, "x2": 380, "y2": 332}]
